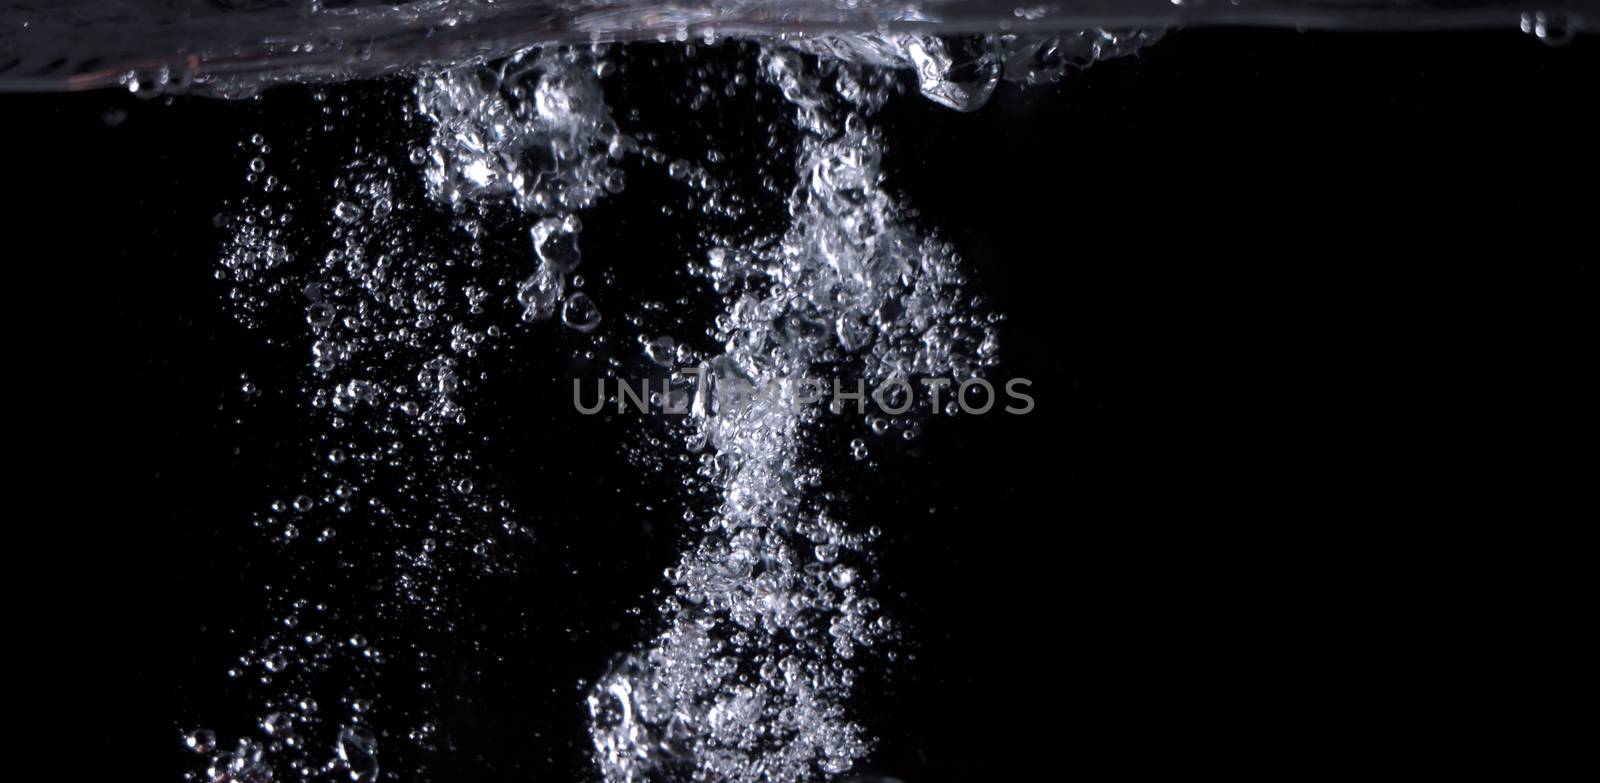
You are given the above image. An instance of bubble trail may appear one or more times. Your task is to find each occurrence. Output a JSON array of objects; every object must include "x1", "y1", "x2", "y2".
[
  {"x1": 193, "y1": 50, "x2": 627, "y2": 782},
  {"x1": 584, "y1": 45, "x2": 1002, "y2": 783}
]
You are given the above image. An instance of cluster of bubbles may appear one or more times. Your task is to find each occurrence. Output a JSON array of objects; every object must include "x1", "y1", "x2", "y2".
[
  {"x1": 415, "y1": 47, "x2": 635, "y2": 332},
  {"x1": 1520, "y1": 10, "x2": 1580, "y2": 45},
  {"x1": 193, "y1": 26, "x2": 1153, "y2": 783},
  {"x1": 582, "y1": 43, "x2": 1014, "y2": 783},
  {"x1": 195, "y1": 41, "x2": 693, "y2": 783},
  {"x1": 788, "y1": 28, "x2": 1162, "y2": 109},
  {"x1": 203, "y1": 90, "x2": 551, "y2": 782},
  {"x1": 414, "y1": 48, "x2": 621, "y2": 214}
]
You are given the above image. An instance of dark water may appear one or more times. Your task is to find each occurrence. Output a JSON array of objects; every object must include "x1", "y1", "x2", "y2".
[{"x1": 11, "y1": 29, "x2": 1594, "y2": 782}]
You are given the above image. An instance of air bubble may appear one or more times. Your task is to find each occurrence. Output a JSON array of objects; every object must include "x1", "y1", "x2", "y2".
[
  {"x1": 562, "y1": 292, "x2": 603, "y2": 333},
  {"x1": 531, "y1": 216, "x2": 583, "y2": 272},
  {"x1": 336, "y1": 726, "x2": 379, "y2": 783},
  {"x1": 260, "y1": 712, "x2": 293, "y2": 737},
  {"x1": 183, "y1": 729, "x2": 217, "y2": 754},
  {"x1": 1522, "y1": 12, "x2": 1577, "y2": 45},
  {"x1": 644, "y1": 336, "x2": 677, "y2": 366}
]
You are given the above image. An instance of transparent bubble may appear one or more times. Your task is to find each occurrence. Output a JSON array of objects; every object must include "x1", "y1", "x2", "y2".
[
  {"x1": 336, "y1": 726, "x2": 379, "y2": 783},
  {"x1": 644, "y1": 336, "x2": 677, "y2": 367},
  {"x1": 531, "y1": 216, "x2": 583, "y2": 272},
  {"x1": 260, "y1": 712, "x2": 293, "y2": 737},
  {"x1": 562, "y1": 292, "x2": 603, "y2": 333}
]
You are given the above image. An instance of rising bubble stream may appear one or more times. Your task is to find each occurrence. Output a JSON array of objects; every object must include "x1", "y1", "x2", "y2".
[{"x1": 190, "y1": 31, "x2": 1150, "y2": 783}]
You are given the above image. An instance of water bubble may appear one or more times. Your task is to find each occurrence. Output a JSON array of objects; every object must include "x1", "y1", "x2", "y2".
[
  {"x1": 1521, "y1": 12, "x2": 1577, "y2": 45},
  {"x1": 260, "y1": 712, "x2": 293, "y2": 737},
  {"x1": 562, "y1": 292, "x2": 603, "y2": 333},
  {"x1": 335, "y1": 726, "x2": 379, "y2": 783},
  {"x1": 122, "y1": 67, "x2": 168, "y2": 98},
  {"x1": 518, "y1": 265, "x2": 565, "y2": 322},
  {"x1": 850, "y1": 438, "x2": 869, "y2": 460},
  {"x1": 836, "y1": 313, "x2": 874, "y2": 353},
  {"x1": 644, "y1": 336, "x2": 677, "y2": 367},
  {"x1": 906, "y1": 35, "x2": 1003, "y2": 111},
  {"x1": 531, "y1": 216, "x2": 583, "y2": 272},
  {"x1": 183, "y1": 728, "x2": 217, "y2": 754},
  {"x1": 307, "y1": 302, "x2": 336, "y2": 327}
]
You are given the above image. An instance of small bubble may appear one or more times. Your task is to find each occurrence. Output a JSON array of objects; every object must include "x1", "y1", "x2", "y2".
[
  {"x1": 1521, "y1": 12, "x2": 1576, "y2": 45},
  {"x1": 183, "y1": 729, "x2": 217, "y2": 754},
  {"x1": 260, "y1": 712, "x2": 293, "y2": 737}
]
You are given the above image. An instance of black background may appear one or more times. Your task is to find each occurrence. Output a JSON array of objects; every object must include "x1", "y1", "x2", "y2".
[{"x1": 8, "y1": 29, "x2": 1594, "y2": 780}]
